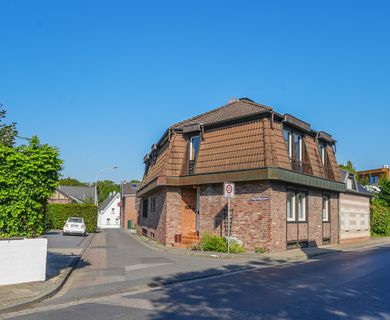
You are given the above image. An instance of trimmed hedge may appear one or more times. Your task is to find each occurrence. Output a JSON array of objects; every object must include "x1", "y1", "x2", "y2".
[
  {"x1": 371, "y1": 203, "x2": 390, "y2": 236},
  {"x1": 45, "y1": 204, "x2": 98, "y2": 233}
]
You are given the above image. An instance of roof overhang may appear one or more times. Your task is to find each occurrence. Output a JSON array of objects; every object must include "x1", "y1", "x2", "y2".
[{"x1": 137, "y1": 167, "x2": 346, "y2": 197}]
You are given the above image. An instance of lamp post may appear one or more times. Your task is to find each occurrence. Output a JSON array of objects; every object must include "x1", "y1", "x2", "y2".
[{"x1": 95, "y1": 166, "x2": 118, "y2": 206}]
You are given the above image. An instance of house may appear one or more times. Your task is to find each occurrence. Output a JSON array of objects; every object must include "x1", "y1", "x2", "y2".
[
  {"x1": 48, "y1": 185, "x2": 95, "y2": 204},
  {"x1": 357, "y1": 165, "x2": 389, "y2": 185},
  {"x1": 339, "y1": 169, "x2": 372, "y2": 243},
  {"x1": 120, "y1": 182, "x2": 140, "y2": 229},
  {"x1": 136, "y1": 97, "x2": 345, "y2": 252},
  {"x1": 97, "y1": 192, "x2": 121, "y2": 229}
]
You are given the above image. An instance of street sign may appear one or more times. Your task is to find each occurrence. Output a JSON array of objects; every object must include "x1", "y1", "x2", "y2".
[{"x1": 224, "y1": 182, "x2": 235, "y2": 198}]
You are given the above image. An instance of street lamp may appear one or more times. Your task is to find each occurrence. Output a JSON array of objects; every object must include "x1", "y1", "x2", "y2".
[{"x1": 95, "y1": 166, "x2": 118, "y2": 206}]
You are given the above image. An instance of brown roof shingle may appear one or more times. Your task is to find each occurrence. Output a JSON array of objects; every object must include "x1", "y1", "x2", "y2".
[{"x1": 171, "y1": 98, "x2": 272, "y2": 129}]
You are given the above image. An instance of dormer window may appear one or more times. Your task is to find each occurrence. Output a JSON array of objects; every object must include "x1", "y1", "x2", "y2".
[
  {"x1": 189, "y1": 136, "x2": 200, "y2": 161},
  {"x1": 347, "y1": 176, "x2": 356, "y2": 190},
  {"x1": 319, "y1": 143, "x2": 326, "y2": 165},
  {"x1": 283, "y1": 129, "x2": 302, "y2": 162}
]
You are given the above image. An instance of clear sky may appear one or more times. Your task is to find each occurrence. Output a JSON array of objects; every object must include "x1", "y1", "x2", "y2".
[{"x1": 1, "y1": 0, "x2": 389, "y2": 183}]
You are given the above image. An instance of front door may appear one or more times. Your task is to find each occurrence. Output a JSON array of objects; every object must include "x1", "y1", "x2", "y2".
[{"x1": 181, "y1": 188, "x2": 197, "y2": 235}]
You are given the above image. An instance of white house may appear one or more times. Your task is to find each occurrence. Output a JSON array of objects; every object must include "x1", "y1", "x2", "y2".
[{"x1": 97, "y1": 192, "x2": 121, "y2": 229}]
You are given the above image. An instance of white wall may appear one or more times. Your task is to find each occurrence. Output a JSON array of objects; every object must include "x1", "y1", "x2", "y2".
[
  {"x1": 340, "y1": 193, "x2": 370, "y2": 241},
  {"x1": 0, "y1": 238, "x2": 47, "y2": 285},
  {"x1": 99, "y1": 194, "x2": 121, "y2": 229}
]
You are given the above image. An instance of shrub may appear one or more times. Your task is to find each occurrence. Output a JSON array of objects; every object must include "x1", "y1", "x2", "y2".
[
  {"x1": 255, "y1": 247, "x2": 266, "y2": 254},
  {"x1": 371, "y1": 202, "x2": 390, "y2": 236},
  {"x1": 0, "y1": 137, "x2": 62, "y2": 238},
  {"x1": 195, "y1": 233, "x2": 245, "y2": 253},
  {"x1": 45, "y1": 204, "x2": 98, "y2": 233}
]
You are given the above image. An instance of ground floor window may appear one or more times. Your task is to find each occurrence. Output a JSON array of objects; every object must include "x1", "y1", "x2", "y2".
[
  {"x1": 287, "y1": 191, "x2": 307, "y2": 222},
  {"x1": 322, "y1": 195, "x2": 330, "y2": 222},
  {"x1": 142, "y1": 198, "x2": 148, "y2": 218}
]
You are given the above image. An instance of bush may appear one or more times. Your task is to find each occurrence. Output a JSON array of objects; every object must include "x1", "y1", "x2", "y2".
[
  {"x1": 0, "y1": 138, "x2": 62, "y2": 238},
  {"x1": 195, "y1": 233, "x2": 245, "y2": 253},
  {"x1": 371, "y1": 202, "x2": 390, "y2": 236},
  {"x1": 45, "y1": 204, "x2": 98, "y2": 233},
  {"x1": 255, "y1": 247, "x2": 266, "y2": 254}
]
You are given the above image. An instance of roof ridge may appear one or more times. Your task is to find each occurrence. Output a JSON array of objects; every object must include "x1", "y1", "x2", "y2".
[{"x1": 171, "y1": 98, "x2": 272, "y2": 129}]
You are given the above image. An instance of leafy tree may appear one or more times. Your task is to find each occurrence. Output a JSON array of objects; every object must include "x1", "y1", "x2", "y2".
[
  {"x1": 0, "y1": 137, "x2": 63, "y2": 238},
  {"x1": 97, "y1": 180, "x2": 120, "y2": 204},
  {"x1": 375, "y1": 178, "x2": 390, "y2": 207},
  {"x1": 339, "y1": 160, "x2": 357, "y2": 175},
  {"x1": 59, "y1": 177, "x2": 88, "y2": 186},
  {"x1": 0, "y1": 105, "x2": 18, "y2": 147},
  {"x1": 129, "y1": 179, "x2": 141, "y2": 184}
]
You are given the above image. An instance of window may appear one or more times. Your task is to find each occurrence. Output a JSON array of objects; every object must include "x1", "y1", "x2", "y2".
[
  {"x1": 319, "y1": 144, "x2": 326, "y2": 165},
  {"x1": 189, "y1": 136, "x2": 200, "y2": 161},
  {"x1": 287, "y1": 192, "x2": 296, "y2": 222},
  {"x1": 150, "y1": 197, "x2": 156, "y2": 212},
  {"x1": 284, "y1": 129, "x2": 302, "y2": 162},
  {"x1": 111, "y1": 208, "x2": 115, "y2": 214},
  {"x1": 297, "y1": 193, "x2": 306, "y2": 221},
  {"x1": 287, "y1": 191, "x2": 306, "y2": 222},
  {"x1": 322, "y1": 195, "x2": 329, "y2": 222},
  {"x1": 346, "y1": 177, "x2": 356, "y2": 190},
  {"x1": 142, "y1": 198, "x2": 148, "y2": 218},
  {"x1": 370, "y1": 175, "x2": 379, "y2": 185}
]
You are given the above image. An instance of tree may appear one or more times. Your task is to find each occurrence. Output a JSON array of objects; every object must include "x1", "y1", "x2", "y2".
[
  {"x1": 0, "y1": 105, "x2": 18, "y2": 147},
  {"x1": 375, "y1": 178, "x2": 390, "y2": 207},
  {"x1": 0, "y1": 137, "x2": 63, "y2": 238},
  {"x1": 97, "y1": 180, "x2": 120, "y2": 204},
  {"x1": 129, "y1": 179, "x2": 141, "y2": 184},
  {"x1": 59, "y1": 177, "x2": 88, "y2": 186},
  {"x1": 339, "y1": 160, "x2": 357, "y2": 175}
]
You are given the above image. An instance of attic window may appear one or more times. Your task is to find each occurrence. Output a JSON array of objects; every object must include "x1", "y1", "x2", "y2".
[
  {"x1": 190, "y1": 136, "x2": 200, "y2": 161},
  {"x1": 347, "y1": 176, "x2": 356, "y2": 190}
]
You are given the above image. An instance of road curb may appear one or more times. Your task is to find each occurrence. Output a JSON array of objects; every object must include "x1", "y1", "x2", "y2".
[{"x1": 0, "y1": 233, "x2": 96, "y2": 315}]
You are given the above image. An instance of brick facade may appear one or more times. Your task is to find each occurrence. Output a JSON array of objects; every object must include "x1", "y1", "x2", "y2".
[{"x1": 138, "y1": 181, "x2": 339, "y2": 252}]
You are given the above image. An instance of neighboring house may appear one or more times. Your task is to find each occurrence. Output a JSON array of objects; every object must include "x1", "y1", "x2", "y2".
[
  {"x1": 339, "y1": 169, "x2": 372, "y2": 243},
  {"x1": 120, "y1": 182, "x2": 140, "y2": 229},
  {"x1": 136, "y1": 97, "x2": 345, "y2": 252},
  {"x1": 97, "y1": 192, "x2": 121, "y2": 229},
  {"x1": 48, "y1": 185, "x2": 95, "y2": 204},
  {"x1": 357, "y1": 165, "x2": 390, "y2": 185}
]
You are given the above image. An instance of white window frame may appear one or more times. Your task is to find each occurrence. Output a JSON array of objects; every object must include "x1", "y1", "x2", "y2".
[
  {"x1": 287, "y1": 192, "x2": 296, "y2": 222},
  {"x1": 111, "y1": 208, "x2": 115, "y2": 214},
  {"x1": 322, "y1": 195, "x2": 329, "y2": 222},
  {"x1": 189, "y1": 136, "x2": 200, "y2": 161},
  {"x1": 297, "y1": 193, "x2": 306, "y2": 222},
  {"x1": 320, "y1": 144, "x2": 326, "y2": 165}
]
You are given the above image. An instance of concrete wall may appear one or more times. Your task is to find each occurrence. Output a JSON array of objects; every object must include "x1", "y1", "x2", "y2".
[
  {"x1": 339, "y1": 192, "x2": 370, "y2": 243},
  {"x1": 0, "y1": 238, "x2": 47, "y2": 285}
]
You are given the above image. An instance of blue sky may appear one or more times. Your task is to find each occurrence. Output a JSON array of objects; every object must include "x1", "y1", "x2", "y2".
[{"x1": 1, "y1": 0, "x2": 389, "y2": 183}]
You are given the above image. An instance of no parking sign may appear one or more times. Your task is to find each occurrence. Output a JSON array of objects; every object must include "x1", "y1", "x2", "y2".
[{"x1": 224, "y1": 182, "x2": 235, "y2": 198}]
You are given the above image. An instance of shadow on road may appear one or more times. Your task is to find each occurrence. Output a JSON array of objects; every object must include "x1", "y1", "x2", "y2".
[
  {"x1": 123, "y1": 245, "x2": 390, "y2": 320},
  {"x1": 46, "y1": 252, "x2": 90, "y2": 279}
]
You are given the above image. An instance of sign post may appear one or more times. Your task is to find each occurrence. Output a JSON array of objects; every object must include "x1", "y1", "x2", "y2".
[{"x1": 223, "y1": 182, "x2": 235, "y2": 254}]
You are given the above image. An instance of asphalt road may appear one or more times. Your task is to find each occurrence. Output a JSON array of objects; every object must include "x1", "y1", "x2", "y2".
[
  {"x1": 45, "y1": 230, "x2": 91, "y2": 249},
  {"x1": 3, "y1": 231, "x2": 390, "y2": 320}
]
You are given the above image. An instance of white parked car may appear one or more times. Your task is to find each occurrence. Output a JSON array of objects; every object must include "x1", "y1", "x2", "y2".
[{"x1": 63, "y1": 217, "x2": 86, "y2": 236}]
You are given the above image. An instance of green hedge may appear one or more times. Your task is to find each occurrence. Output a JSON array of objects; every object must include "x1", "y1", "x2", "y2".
[
  {"x1": 45, "y1": 204, "x2": 98, "y2": 233},
  {"x1": 371, "y1": 203, "x2": 390, "y2": 236}
]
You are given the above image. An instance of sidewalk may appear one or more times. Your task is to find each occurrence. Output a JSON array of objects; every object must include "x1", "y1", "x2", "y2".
[
  {"x1": 0, "y1": 234, "x2": 94, "y2": 314},
  {"x1": 126, "y1": 229, "x2": 390, "y2": 261}
]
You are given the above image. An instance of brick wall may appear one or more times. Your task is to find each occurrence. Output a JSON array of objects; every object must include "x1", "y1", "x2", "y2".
[
  {"x1": 122, "y1": 195, "x2": 136, "y2": 229},
  {"x1": 198, "y1": 181, "x2": 339, "y2": 252}
]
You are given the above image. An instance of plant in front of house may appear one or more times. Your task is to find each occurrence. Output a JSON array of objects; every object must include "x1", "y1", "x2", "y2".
[
  {"x1": 193, "y1": 233, "x2": 245, "y2": 253},
  {"x1": 255, "y1": 247, "x2": 266, "y2": 254},
  {"x1": 0, "y1": 137, "x2": 62, "y2": 238},
  {"x1": 370, "y1": 178, "x2": 390, "y2": 237}
]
